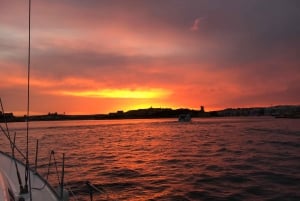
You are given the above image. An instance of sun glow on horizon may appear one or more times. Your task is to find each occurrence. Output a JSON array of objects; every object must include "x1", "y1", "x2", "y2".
[{"x1": 58, "y1": 88, "x2": 172, "y2": 99}]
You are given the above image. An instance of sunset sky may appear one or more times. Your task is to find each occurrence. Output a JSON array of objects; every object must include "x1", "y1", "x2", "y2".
[{"x1": 1, "y1": 0, "x2": 300, "y2": 115}]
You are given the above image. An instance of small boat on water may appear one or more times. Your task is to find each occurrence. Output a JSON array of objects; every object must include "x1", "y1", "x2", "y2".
[
  {"x1": 178, "y1": 113, "x2": 191, "y2": 122},
  {"x1": 0, "y1": 0, "x2": 69, "y2": 200}
]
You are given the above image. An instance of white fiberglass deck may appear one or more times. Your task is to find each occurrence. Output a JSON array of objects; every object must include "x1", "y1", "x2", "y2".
[{"x1": 0, "y1": 151, "x2": 61, "y2": 201}]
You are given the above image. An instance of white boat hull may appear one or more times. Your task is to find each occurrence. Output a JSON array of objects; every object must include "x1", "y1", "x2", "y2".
[{"x1": 0, "y1": 151, "x2": 63, "y2": 201}]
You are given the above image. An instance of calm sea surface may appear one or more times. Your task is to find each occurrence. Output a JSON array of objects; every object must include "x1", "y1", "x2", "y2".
[{"x1": 1, "y1": 117, "x2": 300, "y2": 201}]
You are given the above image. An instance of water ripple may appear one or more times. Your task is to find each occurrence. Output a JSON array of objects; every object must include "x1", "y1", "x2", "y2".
[{"x1": 1, "y1": 117, "x2": 300, "y2": 200}]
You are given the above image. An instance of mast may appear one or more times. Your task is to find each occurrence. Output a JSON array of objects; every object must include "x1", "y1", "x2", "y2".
[{"x1": 25, "y1": 0, "x2": 32, "y2": 199}]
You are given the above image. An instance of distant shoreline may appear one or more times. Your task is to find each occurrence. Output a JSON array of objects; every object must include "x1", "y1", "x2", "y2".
[{"x1": 1, "y1": 105, "x2": 300, "y2": 123}]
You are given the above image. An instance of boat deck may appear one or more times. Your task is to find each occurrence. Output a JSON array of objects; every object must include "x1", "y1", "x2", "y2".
[{"x1": 0, "y1": 151, "x2": 61, "y2": 201}]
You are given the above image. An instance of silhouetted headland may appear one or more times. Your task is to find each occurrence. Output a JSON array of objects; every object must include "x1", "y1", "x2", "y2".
[{"x1": 1, "y1": 105, "x2": 300, "y2": 122}]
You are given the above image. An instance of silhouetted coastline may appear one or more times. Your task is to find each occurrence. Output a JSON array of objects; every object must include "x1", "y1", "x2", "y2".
[{"x1": 1, "y1": 105, "x2": 300, "y2": 123}]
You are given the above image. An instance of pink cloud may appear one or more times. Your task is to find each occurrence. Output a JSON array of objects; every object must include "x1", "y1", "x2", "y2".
[{"x1": 190, "y1": 18, "x2": 201, "y2": 31}]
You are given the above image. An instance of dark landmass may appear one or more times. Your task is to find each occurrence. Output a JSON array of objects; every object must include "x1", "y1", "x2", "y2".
[{"x1": 1, "y1": 105, "x2": 300, "y2": 123}]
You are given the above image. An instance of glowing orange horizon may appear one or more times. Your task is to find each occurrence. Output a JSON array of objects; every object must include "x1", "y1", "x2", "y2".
[{"x1": 57, "y1": 88, "x2": 172, "y2": 99}]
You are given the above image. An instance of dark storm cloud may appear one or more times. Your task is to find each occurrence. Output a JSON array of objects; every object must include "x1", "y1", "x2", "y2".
[
  {"x1": 19, "y1": 0, "x2": 300, "y2": 65},
  {"x1": 32, "y1": 0, "x2": 300, "y2": 92}
]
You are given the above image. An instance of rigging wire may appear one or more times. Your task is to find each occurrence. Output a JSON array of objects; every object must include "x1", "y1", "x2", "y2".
[
  {"x1": 0, "y1": 125, "x2": 27, "y2": 160},
  {"x1": 0, "y1": 98, "x2": 11, "y2": 140},
  {"x1": 32, "y1": 150, "x2": 60, "y2": 191},
  {"x1": 0, "y1": 99, "x2": 25, "y2": 193},
  {"x1": 32, "y1": 150, "x2": 80, "y2": 200}
]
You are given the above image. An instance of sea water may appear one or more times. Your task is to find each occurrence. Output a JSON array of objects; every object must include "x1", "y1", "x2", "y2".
[{"x1": 1, "y1": 117, "x2": 300, "y2": 201}]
